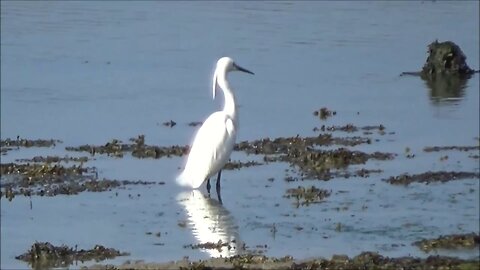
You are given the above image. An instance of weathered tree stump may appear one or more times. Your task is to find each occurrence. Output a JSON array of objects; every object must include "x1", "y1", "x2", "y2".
[
  {"x1": 401, "y1": 40, "x2": 478, "y2": 102},
  {"x1": 421, "y1": 40, "x2": 476, "y2": 78}
]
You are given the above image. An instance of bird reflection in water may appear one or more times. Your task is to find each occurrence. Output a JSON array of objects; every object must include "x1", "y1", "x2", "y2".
[{"x1": 177, "y1": 190, "x2": 243, "y2": 258}]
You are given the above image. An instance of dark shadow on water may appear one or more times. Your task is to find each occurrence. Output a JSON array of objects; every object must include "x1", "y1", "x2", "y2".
[
  {"x1": 422, "y1": 74, "x2": 469, "y2": 106},
  {"x1": 176, "y1": 190, "x2": 243, "y2": 258}
]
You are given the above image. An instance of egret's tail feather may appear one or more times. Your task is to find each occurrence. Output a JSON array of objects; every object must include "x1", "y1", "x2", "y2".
[
  {"x1": 176, "y1": 171, "x2": 205, "y2": 189},
  {"x1": 176, "y1": 171, "x2": 191, "y2": 187}
]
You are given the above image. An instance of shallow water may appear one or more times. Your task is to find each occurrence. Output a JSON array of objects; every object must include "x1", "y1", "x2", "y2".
[{"x1": 1, "y1": 1, "x2": 479, "y2": 269}]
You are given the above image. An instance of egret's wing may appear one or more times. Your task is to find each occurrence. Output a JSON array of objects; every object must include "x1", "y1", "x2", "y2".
[{"x1": 178, "y1": 112, "x2": 236, "y2": 189}]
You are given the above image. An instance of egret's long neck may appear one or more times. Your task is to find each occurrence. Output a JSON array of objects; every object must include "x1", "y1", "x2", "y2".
[{"x1": 217, "y1": 72, "x2": 237, "y2": 124}]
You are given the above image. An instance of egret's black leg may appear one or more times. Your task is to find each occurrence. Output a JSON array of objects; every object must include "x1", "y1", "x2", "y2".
[
  {"x1": 216, "y1": 170, "x2": 222, "y2": 190},
  {"x1": 216, "y1": 188, "x2": 223, "y2": 204},
  {"x1": 216, "y1": 170, "x2": 223, "y2": 204},
  {"x1": 206, "y1": 178, "x2": 211, "y2": 194}
]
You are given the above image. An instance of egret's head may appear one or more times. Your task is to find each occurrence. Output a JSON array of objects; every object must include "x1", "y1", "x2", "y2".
[
  {"x1": 213, "y1": 57, "x2": 254, "y2": 99},
  {"x1": 216, "y1": 57, "x2": 254, "y2": 74}
]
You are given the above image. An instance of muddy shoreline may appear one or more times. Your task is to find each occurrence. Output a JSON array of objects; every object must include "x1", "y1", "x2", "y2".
[
  {"x1": 15, "y1": 237, "x2": 480, "y2": 270},
  {"x1": 84, "y1": 252, "x2": 480, "y2": 270}
]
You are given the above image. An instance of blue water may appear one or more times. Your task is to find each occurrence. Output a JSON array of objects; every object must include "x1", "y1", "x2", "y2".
[{"x1": 1, "y1": 1, "x2": 479, "y2": 269}]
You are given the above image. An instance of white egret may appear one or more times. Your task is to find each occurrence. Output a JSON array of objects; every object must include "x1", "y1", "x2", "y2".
[{"x1": 176, "y1": 57, "x2": 254, "y2": 196}]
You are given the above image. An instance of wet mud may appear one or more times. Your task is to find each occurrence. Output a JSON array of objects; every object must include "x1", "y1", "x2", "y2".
[
  {"x1": 384, "y1": 171, "x2": 480, "y2": 185},
  {"x1": 15, "y1": 242, "x2": 128, "y2": 270},
  {"x1": 414, "y1": 233, "x2": 480, "y2": 253},
  {"x1": 84, "y1": 252, "x2": 479, "y2": 270}
]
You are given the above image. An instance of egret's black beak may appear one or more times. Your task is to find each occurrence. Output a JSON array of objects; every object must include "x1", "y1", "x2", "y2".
[{"x1": 234, "y1": 63, "x2": 254, "y2": 75}]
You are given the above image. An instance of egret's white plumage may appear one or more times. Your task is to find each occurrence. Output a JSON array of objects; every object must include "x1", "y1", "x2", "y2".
[{"x1": 177, "y1": 57, "x2": 253, "y2": 189}]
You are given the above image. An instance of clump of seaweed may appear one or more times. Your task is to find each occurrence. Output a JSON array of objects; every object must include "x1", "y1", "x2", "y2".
[
  {"x1": 65, "y1": 135, "x2": 188, "y2": 159},
  {"x1": 413, "y1": 233, "x2": 480, "y2": 252},
  {"x1": 84, "y1": 252, "x2": 479, "y2": 269},
  {"x1": 15, "y1": 156, "x2": 89, "y2": 163},
  {"x1": 235, "y1": 134, "x2": 371, "y2": 155},
  {"x1": 1, "y1": 137, "x2": 62, "y2": 148},
  {"x1": 280, "y1": 148, "x2": 394, "y2": 180},
  {"x1": 284, "y1": 186, "x2": 331, "y2": 207},
  {"x1": 15, "y1": 242, "x2": 129, "y2": 269},
  {"x1": 1, "y1": 137, "x2": 62, "y2": 154},
  {"x1": 0, "y1": 162, "x2": 158, "y2": 200},
  {"x1": 183, "y1": 240, "x2": 236, "y2": 252},
  {"x1": 313, "y1": 107, "x2": 336, "y2": 120},
  {"x1": 223, "y1": 160, "x2": 263, "y2": 170},
  {"x1": 384, "y1": 171, "x2": 479, "y2": 185},
  {"x1": 423, "y1": 145, "x2": 479, "y2": 152}
]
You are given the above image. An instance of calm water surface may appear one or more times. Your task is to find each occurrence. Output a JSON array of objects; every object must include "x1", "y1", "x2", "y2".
[{"x1": 1, "y1": 1, "x2": 479, "y2": 269}]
